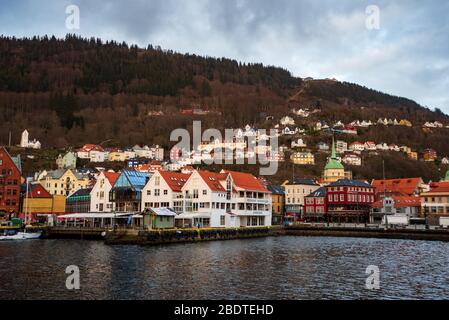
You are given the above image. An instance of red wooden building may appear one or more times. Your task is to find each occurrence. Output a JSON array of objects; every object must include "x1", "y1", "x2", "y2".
[
  {"x1": 0, "y1": 146, "x2": 22, "y2": 220},
  {"x1": 326, "y1": 179, "x2": 375, "y2": 223},
  {"x1": 304, "y1": 187, "x2": 327, "y2": 222}
]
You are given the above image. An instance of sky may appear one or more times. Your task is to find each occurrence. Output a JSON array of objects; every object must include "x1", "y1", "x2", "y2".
[{"x1": 1, "y1": 0, "x2": 448, "y2": 113}]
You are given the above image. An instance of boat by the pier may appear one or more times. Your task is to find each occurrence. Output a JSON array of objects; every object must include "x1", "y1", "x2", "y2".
[{"x1": 0, "y1": 227, "x2": 42, "y2": 241}]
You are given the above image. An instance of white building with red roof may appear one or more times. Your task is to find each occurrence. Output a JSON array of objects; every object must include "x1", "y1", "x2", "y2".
[
  {"x1": 90, "y1": 171, "x2": 120, "y2": 212},
  {"x1": 141, "y1": 171, "x2": 191, "y2": 214},
  {"x1": 175, "y1": 170, "x2": 272, "y2": 228}
]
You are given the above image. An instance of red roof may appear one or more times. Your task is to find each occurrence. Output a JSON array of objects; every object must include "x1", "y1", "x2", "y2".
[
  {"x1": 79, "y1": 144, "x2": 104, "y2": 152},
  {"x1": 423, "y1": 186, "x2": 449, "y2": 194},
  {"x1": 222, "y1": 170, "x2": 270, "y2": 193},
  {"x1": 29, "y1": 184, "x2": 51, "y2": 198},
  {"x1": 197, "y1": 170, "x2": 228, "y2": 192},
  {"x1": 372, "y1": 178, "x2": 422, "y2": 196},
  {"x1": 372, "y1": 196, "x2": 421, "y2": 209},
  {"x1": 104, "y1": 172, "x2": 120, "y2": 185},
  {"x1": 159, "y1": 171, "x2": 191, "y2": 192}
]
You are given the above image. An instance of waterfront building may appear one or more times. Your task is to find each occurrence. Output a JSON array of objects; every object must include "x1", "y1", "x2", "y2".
[
  {"x1": 304, "y1": 187, "x2": 327, "y2": 222},
  {"x1": 37, "y1": 169, "x2": 91, "y2": 196},
  {"x1": 56, "y1": 152, "x2": 77, "y2": 169},
  {"x1": 66, "y1": 188, "x2": 92, "y2": 213},
  {"x1": 370, "y1": 195, "x2": 421, "y2": 223},
  {"x1": 326, "y1": 179, "x2": 375, "y2": 223},
  {"x1": 420, "y1": 185, "x2": 449, "y2": 225},
  {"x1": 323, "y1": 139, "x2": 345, "y2": 184},
  {"x1": 0, "y1": 147, "x2": 22, "y2": 219},
  {"x1": 90, "y1": 171, "x2": 120, "y2": 212},
  {"x1": 110, "y1": 170, "x2": 151, "y2": 212},
  {"x1": 371, "y1": 178, "x2": 425, "y2": 198},
  {"x1": 267, "y1": 185, "x2": 285, "y2": 225},
  {"x1": 20, "y1": 184, "x2": 66, "y2": 220},
  {"x1": 290, "y1": 151, "x2": 315, "y2": 165},
  {"x1": 141, "y1": 171, "x2": 191, "y2": 214},
  {"x1": 142, "y1": 207, "x2": 176, "y2": 229},
  {"x1": 283, "y1": 178, "x2": 320, "y2": 218},
  {"x1": 176, "y1": 170, "x2": 271, "y2": 228}
]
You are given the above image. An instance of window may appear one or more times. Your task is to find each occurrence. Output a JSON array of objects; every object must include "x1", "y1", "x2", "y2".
[
  {"x1": 193, "y1": 189, "x2": 199, "y2": 199},
  {"x1": 155, "y1": 189, "x2": 160, "y2": 196},
  {"x1": 203, "y1": 190, "x2": 207, "y2": 195},
  {"x1": 147, "y1": 190, "x2": 151, "y2": 196},
  {"x1": 220, "y1": 215, "x2": 225, "y2": 226},
  {"x1": 164, "y1": 190, "x2": 168, "y2": 195}
]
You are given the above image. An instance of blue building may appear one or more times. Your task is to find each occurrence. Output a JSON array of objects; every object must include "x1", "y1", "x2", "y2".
[{"x1": 110, "y1": 170, "x2": 151, "y2": 212}]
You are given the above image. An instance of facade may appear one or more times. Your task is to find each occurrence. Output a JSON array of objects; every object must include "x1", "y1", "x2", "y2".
[
  {"x1": 0, "y1": 147, "x2": 22, "y2": 219},
  {"x1": 304, "y1": 187, "x2": 327, "y2": 221},
  {"x1": 142, "y1": 207, "x2": 176, "y2": 229},
  {"x1": 20, "y1": 184, "x2": 66, "y2": 219},
  {"x1": 349, "y1": 141, "x2": 365, "y2": 152},
  {"x1": 141, "y1": 171, "x2": 191, "y2": 214},
  {"x1": 283, "y1": 178, "x2": 320, "y2": 218},
  {"x1": 326, "y1": 179, "x2": 375, "y2": 223},
  {"x1": 290, "y1": 152, "x2": 315, "y2": 165},
  {"x1": 66, "y1": 188, "x2": 92, "y2": 213},
  {"x1": 37, "y1": 169, "x2": 91, "y2": 196},
  {"x1": 323, "y1": 139, "x2": 345, "y2": 184},
  {"x1": 56, "y1": 152, "x2": 77, "y2": 169},
  {"x1": 176, "y1": 170, "x2": 272, "y2": 228},
  {"x1": 420, "y1": 186, "x2": 449, "y2": 225},
  {"x1": 267, "y1": 185, "x2": 285, "y2": 225},
  {"x1": 110, "y1": 170, "x2": 151, "y2": 212},
  {"x1": 108, "y1": 150, "x2": 127, "y2": 162},
  {"x1": 90, "y1": 171, "x2": 120, "y2": 212},
  {"x1": 370, "y1": 195, "x2": 421, "y2": 223}
]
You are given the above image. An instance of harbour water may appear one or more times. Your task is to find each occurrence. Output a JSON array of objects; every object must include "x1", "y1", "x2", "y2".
[{"x1": 1, "y1": 236, "x2": 448, "y2": 300}]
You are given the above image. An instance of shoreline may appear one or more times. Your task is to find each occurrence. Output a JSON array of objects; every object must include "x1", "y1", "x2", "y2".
[{"x1": 40, "y1": 225, "x2": 449, "y2": 244}]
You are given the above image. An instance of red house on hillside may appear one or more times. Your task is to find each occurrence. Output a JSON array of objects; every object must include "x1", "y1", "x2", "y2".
[{"x1": 0, "y1": 146, "x2": 22, "y2": 220}]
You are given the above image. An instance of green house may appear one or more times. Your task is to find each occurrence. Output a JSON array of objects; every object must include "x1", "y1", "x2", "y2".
[{"x1": 143, "y1": 208, "x2": 176, "y2": 230}]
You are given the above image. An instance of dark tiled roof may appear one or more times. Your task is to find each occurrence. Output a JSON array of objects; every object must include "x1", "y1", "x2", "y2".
[
  {"x1": 267, "y1": 185, "x2": 285, "y2": 195},
  {"x1": 286, "y1": 178, "x2": 318, "y2": 186},
  {"x1": 329, "y1": 179, "x2": 373, "y2": 188},
  {"x1": 68, "y1": 188, "x2": 93, "y2": 198},
  {"x1": 306, "y1": 187, "x2": 327, "y2": 198}
]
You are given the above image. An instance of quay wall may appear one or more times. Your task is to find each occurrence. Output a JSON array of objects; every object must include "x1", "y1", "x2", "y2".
[
  {"x1": 285, "y1": 226, "x2": 449, "y2": 242},
  {"x1": 104, "y1": 227, "x2": 278, "y2": 245}
]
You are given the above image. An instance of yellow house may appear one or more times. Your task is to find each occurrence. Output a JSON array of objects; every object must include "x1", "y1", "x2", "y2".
[
  {"x1": 38, "y1": 169, "x2": 91, "y2": 196},
  {"x1": 399, "y1": 119, "x2": 413, "y2": 127},
  {"x1": 108, "y1": 151, "x2": 127, "y2": 162},
  {"x1": 290, "y1": 152, "x2": 315, "y2": 165},
  {"x1": 21, "y1": 184, "x2": 66, "y2": 215}
]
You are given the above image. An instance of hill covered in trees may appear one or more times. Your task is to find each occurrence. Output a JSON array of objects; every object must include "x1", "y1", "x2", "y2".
[{"x1": 0, "y1": 34, "x2": 448, "y2": 182}]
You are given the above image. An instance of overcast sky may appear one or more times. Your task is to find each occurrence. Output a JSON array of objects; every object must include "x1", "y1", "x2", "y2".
[{"x1": 1, "y1": 0, "x2": 448, "y2": 113}]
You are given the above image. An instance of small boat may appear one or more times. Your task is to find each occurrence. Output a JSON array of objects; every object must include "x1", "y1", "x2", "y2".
[{"x1": 0, "y1": 228, "x2": 42, "y2": 241}]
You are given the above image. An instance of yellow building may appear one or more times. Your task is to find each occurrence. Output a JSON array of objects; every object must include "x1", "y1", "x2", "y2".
[
  {"x1": 108, "y1": 151, "x2": 127, "y2": 162},
  {"x1": 407, "y1": 151, "x2": 418, "y2": 160},
  {"x1": 399, "y1": 119, "x2": 413, "y2": 127},
  {"x1": 21, "y1": 184, "x2": 66, "y2": 215},
  {"x1": 38, "y1": 169, "x2": 91, "y2": 196},
  {"x1": 290, "y1": 152, "x2": 315, "y2": 165},
  {"x1": 323, "y1": 138, "x2": 345, "y2": 184}
]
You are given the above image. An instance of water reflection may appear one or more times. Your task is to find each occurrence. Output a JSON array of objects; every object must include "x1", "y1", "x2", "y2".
[{"x1": 0, "y1": 237, "x2": 448, "y2": 300}]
